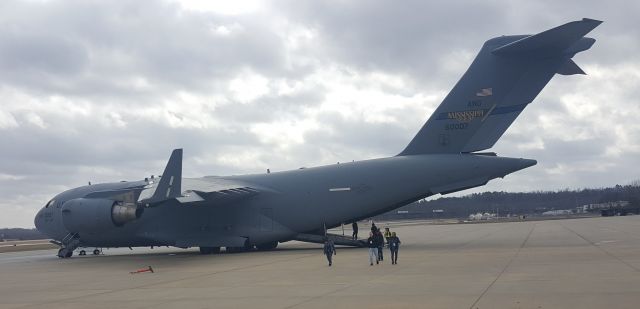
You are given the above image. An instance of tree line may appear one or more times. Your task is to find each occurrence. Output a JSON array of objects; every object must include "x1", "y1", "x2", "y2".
[{"x1": 375, "y1": 183, "x2": 640, "y2": 220}]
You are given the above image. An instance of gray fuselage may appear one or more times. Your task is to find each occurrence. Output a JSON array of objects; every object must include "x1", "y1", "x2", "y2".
[{"x1": 35, "y1": 154, "x2": 534, "y2": 248}]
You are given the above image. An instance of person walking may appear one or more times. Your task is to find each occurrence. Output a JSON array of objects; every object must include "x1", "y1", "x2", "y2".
[
  {"x1": 323, "y1": 238, "x2": 336, "y2": 266},
  {"x1": 366, "y1": 232, "x2": 379, "y2": 265},
  {"x1": 388, "y1": 232, "x2": 401, "y2": 265},
  {"x1": 352, "y1": 221, "x2": 359, "y2": 240},
  {"x1": 383, "y1": 227, "x2": 392, "y2": 245},
  {"x1": 375, "y1": 228, "x2": 384, "y2": 262}
]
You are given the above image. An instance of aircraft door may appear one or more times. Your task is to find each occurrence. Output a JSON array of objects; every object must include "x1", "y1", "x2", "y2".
[{"x1": 260, "y1": 208, "x2": 273, "y2": 232}]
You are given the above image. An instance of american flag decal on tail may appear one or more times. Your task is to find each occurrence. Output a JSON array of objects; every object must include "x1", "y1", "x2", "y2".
[{"x1": 476, "y1": 88, "x2": 492, "y2": 97}]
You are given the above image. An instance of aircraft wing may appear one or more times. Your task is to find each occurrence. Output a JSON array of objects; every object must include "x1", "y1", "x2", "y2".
[
  {"x1": 137, "y1": 149, "x2": 263, "y2": 206},
  {"x1": 175, "y1": 178, "x2": 261, "y2": 204},
  {"x1": 82, "y1": 182, "x2": 147, "y2": 199}
]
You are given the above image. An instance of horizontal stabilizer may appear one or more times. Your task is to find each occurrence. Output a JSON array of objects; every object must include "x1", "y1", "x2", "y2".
[{"x1": 492, "y1": 18, "x2": 602, "y2": 57}]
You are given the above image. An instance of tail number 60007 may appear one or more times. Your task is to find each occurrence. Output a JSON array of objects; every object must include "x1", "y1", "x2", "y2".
[{"x1": 445, "y1": 123, "x2": 468, "y2": 130}]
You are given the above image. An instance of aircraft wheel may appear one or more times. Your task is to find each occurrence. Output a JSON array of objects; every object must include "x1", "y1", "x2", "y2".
[
  {"x1": 226, "y1": 243, "x2": 253, "y2": 253},
  {"x1": 79, "y1": 250, "x2": 86, "y2": 256},
  {"x1": 93, "y1": 249, "x2": 100, "y2": 255},
  {"x1": 256, "y1": 241, "x2": 278, "y2": 251},
  {"x1": 225, "y1": 247, "x2": 242, "y2": 253},
  {"x1": 57, "y1": 248, "x2": 65, "y2": 258},
  {"x1": 199, "y1": 247, "x2": 220, "y2": 254},
  {"x1": 64, "y1": 250, "x2": 73, "y2": 258}
]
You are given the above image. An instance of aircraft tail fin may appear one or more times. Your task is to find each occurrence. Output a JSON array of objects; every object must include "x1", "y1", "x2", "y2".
[
  {"x1": 138, "y1": 149, "x2": 183, "y2": 205},
  {"x1": 399, "y1": 18, "x2": 601, "y2": 156}
]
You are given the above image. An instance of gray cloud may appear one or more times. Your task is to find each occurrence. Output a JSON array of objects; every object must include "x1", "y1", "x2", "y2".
[
  {"x1": 276, "y1": 0, "x2": 506, "y2": 81},
  {"x1": 0, "y1": 0, "x2": 288, "y2": 99}
]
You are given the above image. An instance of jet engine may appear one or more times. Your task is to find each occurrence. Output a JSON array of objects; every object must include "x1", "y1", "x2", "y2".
[{"x1": 61, "y1": 198, "x2": 143, "y2": 233}]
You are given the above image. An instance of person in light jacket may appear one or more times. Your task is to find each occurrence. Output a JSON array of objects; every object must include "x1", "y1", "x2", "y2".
[{"x1": 366, "y1": 232, "x2": 379, "y2": 266}]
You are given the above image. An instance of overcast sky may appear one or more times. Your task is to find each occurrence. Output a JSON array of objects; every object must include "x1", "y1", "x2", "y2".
[{"x1": 1, "y1": 0, "x2": 638, "y2": 228}]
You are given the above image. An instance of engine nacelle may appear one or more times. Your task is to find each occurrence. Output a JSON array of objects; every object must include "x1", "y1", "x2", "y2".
[{"x1": 61, "y1": 198, "x2": 143, "y2": 233}]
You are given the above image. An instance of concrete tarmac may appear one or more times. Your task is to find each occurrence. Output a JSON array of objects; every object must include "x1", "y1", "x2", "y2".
[
  {"x1": 1, "y1": 216, "x2": 640, "y2": 309},
  {"x1": 0, "y1": 240, "x2": 57, "y2": 253}
]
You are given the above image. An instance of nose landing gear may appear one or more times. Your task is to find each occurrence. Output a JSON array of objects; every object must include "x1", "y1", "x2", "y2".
[
  {"x1": 57, "y1": 247, "x2": 74, "y2": 258},
  {"x1": 56, "y1": 232, "x2": 80, "y2": 258}
]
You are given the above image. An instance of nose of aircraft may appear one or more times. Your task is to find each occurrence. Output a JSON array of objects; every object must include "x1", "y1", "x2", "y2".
[{"x1": 34, "y1": 208, "x2": 44, "y2": 232}]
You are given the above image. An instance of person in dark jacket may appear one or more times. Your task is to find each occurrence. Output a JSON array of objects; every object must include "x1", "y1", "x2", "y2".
[
  {"x1": 352, "y1": 221, "x2": 359, "y2": 240},
  {"x1": 371, "y1": 222, "x2": 378, "y2": 234},
  {"x1": 375, "y1": 229, "x2": 384, "y2": 261},
  {"x1": 323, "y1": 238, "x2": 336, "y2": 266},
  {"x1": 388, "y1": 232, "x2": 401, "y2": 264},
  {"x1": 366, "y1": 232, "x2": 379, "y2": 265}
]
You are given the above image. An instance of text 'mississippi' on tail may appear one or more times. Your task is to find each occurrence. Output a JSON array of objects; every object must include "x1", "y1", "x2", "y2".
[{"x1": 399, "y1": 18, "x2": 602, "y2": 156}]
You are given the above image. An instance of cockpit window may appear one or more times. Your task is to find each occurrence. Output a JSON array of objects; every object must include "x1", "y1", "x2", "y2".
[{"x1": 45, "y1": 199, "x2": 55, "y2": 208}]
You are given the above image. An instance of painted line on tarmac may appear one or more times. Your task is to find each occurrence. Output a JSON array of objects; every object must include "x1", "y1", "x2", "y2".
[
  {"x1": 559, "y1": 222, "x2": 640, "y2": 272},
  {"x1": 469, "y1": 222, "x2": 536, "y2": 309}
]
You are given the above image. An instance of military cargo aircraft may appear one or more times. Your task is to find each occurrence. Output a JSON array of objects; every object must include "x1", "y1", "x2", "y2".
[{"x1": 35, "y1": 18, "x2": 601, "y2": 258}]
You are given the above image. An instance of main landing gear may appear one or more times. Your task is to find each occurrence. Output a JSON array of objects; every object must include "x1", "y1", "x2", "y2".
[
  {"x1": 79, "y1": 248, "x2": 101, "y2": 256},
  {"x1": 199, "y1": 241, "x2": 278, "y2": 254},
  {"x1": 199, "y1": 246, "x2": 221, "y2": 254},
  {"x1": 255, "y1": 241, "x2": 278, "y2": 251}
]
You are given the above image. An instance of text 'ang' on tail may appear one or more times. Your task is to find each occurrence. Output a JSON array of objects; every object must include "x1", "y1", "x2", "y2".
[{"x1": 399, "y1": 18, "x2": 602, "y2": 156}]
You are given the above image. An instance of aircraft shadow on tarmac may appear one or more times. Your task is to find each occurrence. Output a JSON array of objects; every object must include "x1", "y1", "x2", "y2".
[{"x1": 53, "y1": 245, "x2": 364, "y2": 260}]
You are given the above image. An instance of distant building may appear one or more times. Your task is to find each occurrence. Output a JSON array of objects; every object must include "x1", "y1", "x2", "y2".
[
  {"x1": 581, "y1": 201, "x2": 630, "y2": 212},
  {"x1": 468, "y1": 212, "x2": 496, "y2": 221},
  {"x1": 542, "y1": 209, "x2": 573, "y2": 216}
]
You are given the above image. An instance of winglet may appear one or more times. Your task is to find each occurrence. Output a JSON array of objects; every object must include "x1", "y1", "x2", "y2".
[{"x1": 139, "y1": 149, "x2": 183, "y2": 205}]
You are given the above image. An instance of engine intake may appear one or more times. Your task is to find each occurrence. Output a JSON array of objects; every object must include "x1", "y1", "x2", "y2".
[
  {"x1": 112, "y1": 202, "x2": 143, "y2": 226},
  {"x1": 61, "y1": 198, "x2": 143, "y2": 233}
]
